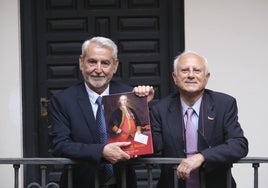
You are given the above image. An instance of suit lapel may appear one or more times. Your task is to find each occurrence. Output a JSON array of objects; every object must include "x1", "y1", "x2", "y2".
[
  {"x1": 76, "y1": 84, "x2": 97, "y2": 135},
  {"x1": 198, "y1": 91, "x2": 215, "y2": 150},
  {"x1": 166, "y1": 96, "x2": 185, "y2": 155}
]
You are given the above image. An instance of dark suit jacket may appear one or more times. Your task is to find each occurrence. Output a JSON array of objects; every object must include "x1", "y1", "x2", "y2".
[
  {"x1": 49, "y1": 81, "x2": 137, "y2": 188},
  {"x1": 150, "y1": 89, "x2": 248, "y2": 188}
]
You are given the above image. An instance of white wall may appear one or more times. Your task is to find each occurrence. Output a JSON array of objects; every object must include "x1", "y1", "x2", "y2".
[
  {"x1": 0, "y1": 0, "x2": 22, "y2": 187},
  {"x1": 185, "y1": 1, "x2": 268, "y2": 187}
]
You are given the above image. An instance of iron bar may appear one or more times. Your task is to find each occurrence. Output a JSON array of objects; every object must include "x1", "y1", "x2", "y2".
[{"x1": 1, "y1": 157, "x2": 268, "y2": 188}]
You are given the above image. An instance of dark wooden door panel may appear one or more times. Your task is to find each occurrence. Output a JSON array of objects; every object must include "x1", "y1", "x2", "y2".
[
  {"x1": 21, "y1": 0, "x2": 184, "y2": 186},
  {"x1": 38, "y1": 0, "x2": 173, "y2": 99}
]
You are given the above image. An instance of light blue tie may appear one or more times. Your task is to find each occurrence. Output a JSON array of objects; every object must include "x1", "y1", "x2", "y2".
[
  {"x1": 95, "y1": 96, "x2": 113, "y2": 182},
  {"x1": 186, "y1": 108, "x2": 200, "y2": 188}
]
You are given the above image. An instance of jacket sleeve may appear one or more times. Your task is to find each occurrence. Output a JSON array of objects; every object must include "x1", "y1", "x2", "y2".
[{"x1": 200, "y1": 98, "x2": 248, "y2": 163}]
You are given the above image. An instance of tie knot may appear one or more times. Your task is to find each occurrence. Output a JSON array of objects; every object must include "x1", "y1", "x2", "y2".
[
  {"x1": 186, "y1": 108, "x2": 194, "y2": 118},
  {"x1": 96, "y1": 96, "x2": 102, "y2": 106}
]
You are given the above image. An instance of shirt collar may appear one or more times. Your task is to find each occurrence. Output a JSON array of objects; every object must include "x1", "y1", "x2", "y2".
[
  {"x1": 181, "y1": 96, "x2": 202, "y2": 116},
  {"x1": 84, "y1": 82, "x2": 110, "y2": 104}
]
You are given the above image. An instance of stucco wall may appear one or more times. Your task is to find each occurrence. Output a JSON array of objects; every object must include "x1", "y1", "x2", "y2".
[
  {"x1": 0, "y1": 0, "x2": 22, "y2": 187},
  {"x1": 185, "y1": 1, "x2": 268, "y2": 187}
]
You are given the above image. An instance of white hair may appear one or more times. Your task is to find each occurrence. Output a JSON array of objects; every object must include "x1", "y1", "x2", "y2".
[
  {"x1": 81, "y1": 36, "x2": 118, "y2": 60},
  {"x1": 173, "y1": 50, "x2": 209, "y2": 75}
]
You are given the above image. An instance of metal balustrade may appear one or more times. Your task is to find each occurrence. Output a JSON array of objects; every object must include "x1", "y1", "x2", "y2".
[{"x1": 0, "y1": 157, "x2": 267, "y2": 188}]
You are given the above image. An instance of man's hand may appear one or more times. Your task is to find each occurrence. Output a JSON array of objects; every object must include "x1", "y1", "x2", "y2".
[
  {"x1": 133, "y1": 85, "x2": 154, "y2": 102},
  {"x1": 177, "y1": 153, "x2": 205, "y2": 180},
  {"x1": 102, "y1": 142, "x2": 131, "y2": 164}
]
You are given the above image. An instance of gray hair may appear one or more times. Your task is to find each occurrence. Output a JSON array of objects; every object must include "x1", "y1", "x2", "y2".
[
  {"x1": 81, "y1": 36, "x2": 118, "y2": 60},
  {"x1": 173, "y1": 51, "x2": 209, "y2": 75}
]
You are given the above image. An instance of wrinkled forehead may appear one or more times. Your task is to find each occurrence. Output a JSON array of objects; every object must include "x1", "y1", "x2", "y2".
[
  {"x1": 178, "y1": 54, "x2": 206, "y2": 68},
  {"x1": 180, "y1": 53, "x2": 204, "y2": 64}
]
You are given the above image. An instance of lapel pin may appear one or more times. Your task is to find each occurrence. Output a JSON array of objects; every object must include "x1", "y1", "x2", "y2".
[{"x1": 208, "y1": 116, "x2": 214, "y2": 120}]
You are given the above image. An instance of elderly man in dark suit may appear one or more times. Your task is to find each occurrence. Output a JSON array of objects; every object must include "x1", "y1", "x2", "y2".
[
  {"x1": 150, "y1": 51, "x2": 248, "y2": 188},
  {"x1": 49, "y1": 36, "x2": 154, "y2": 188}
]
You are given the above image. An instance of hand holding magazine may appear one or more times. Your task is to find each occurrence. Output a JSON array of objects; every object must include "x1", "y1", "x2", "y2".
[{"x1": 103, "y1": 92, "x2": 153, "y2": 156}]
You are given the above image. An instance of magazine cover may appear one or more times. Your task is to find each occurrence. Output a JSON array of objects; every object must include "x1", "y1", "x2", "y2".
[{"x1": 102, "y1": 92, "x2": 153, "y2": 156}]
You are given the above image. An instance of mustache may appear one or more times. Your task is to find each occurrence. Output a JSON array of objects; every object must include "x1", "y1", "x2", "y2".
[{"x1": 90, "y1": 73, "x2": 105, "y2": 77}]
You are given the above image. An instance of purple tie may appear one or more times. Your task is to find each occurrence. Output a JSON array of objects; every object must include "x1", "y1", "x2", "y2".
[{"x1": 185, "y1": 108, "x2": 200, "y2": 188}]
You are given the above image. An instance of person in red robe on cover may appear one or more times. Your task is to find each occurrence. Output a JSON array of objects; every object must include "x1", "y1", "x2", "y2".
[{"x1": 109, "y1": 94, "x2": 142, "y2": 142}]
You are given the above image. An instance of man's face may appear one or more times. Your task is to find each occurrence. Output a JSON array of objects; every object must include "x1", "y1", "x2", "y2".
[
  {"x1": 79, "y1": 43, "x2": 118, "y2": 94},
  {"x1": 172, "y1": 53, "x2": 210, "y2": 96}
]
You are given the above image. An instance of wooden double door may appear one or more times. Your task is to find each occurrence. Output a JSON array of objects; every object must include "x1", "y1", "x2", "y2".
[{"x1": 21, "y1": 0, "x2": 184, "y2": 186}]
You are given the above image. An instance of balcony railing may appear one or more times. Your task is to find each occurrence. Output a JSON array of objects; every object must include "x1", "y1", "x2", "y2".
[{"x1": 0, "y1": 157, "x2": 267, "y2": 188}]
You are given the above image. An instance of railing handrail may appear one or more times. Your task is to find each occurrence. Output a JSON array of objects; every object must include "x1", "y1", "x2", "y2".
[
  {"x1": 0, "y1": 157, "x2": 268, "y2": 165},
  {"x1": 0, "y1": 157, "x2": 267, "y2": 188},
  {"x1": 0, "y1": 157, "x2": 78, "y2": 165}
]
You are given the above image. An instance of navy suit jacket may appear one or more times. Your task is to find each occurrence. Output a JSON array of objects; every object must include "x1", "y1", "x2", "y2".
[
  {"x1": 49, "y1": 81, "x2": 136, "y2": 188},
  {"x1": 150, "y1": 89, "x2": 248, "y2": 188}
]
